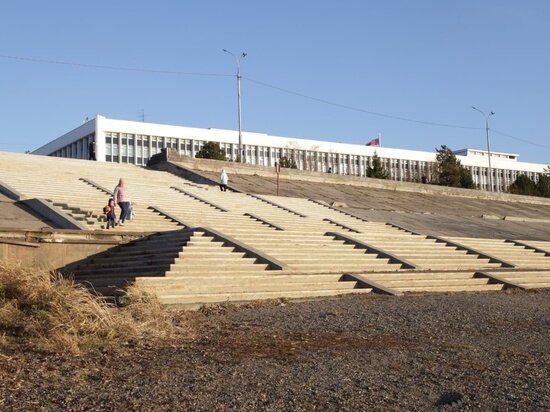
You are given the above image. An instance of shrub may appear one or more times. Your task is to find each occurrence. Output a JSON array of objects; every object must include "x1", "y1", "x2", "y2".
[
  {"x1": 0, "y1": 261, "x2": 192, "y2": 353},
  {"x1": 195, "y1": 142, "x2": 227, "y2": 161},
  {"x1": 279, "y1": 156, "x2": 297, "y2": 169},
  {"x1": 366, "y1": 151, "x2": 389, "y2": 179},
  {"x1": 434, "y1": 145, "x2": 475, "y2": 189}
]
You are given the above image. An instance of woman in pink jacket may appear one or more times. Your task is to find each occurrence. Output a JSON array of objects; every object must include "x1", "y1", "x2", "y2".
[{"x1": 113, "y1": 178, "x2": 131, "y2": 226}]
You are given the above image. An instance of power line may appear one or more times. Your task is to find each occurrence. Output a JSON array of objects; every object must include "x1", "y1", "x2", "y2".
[
  {"x1": 245, "y1": 77, "x2": 549, "y2": 151},
  {"x1": 492, "y1": 129, "x2": 550, "y2": 150},
  {"x1": 244, "y1": 76, "x2": 482, "y2": 130},
  {"x1": 0, "y1": 54, "x2": 231, "y2": 78},
  {"x1": 2, "y1": 53, "x2": 548, "y2": 151}
]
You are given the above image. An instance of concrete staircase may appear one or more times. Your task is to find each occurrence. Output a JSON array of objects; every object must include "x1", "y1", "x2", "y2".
[
  {"x1": 2, "y1": 151, "x2": 549, "y2": 306},
  {"x1": 68, "y1": 229, "x2": 194, "y2": 294},
  {"x1": 447, "y1": 237, "x2": 550, "y2": 268},
  {"x1": 49, "y1": 200, "x2": 102, "y2": 227},
  {"x1": 359, "y1": 271, "x2": 505, "y2": 293},
  {"x1": 132, "y1": 230, "x2": 374, "y2": 306},
  {"x1": 255, "y1": 196, "x2": 503, "y2": 271},
  {"x1": 138, "y1": 273, "x2": 373, "y2": 306},
  {"x1": 0, "y1": 153, "x2": 181, "y2": 232},
  {"x1": 151, "y1": 185, "x2": 404, "y2": 273},
  {"x1": 484, "y1": 269, "x2": 550, "y2": 289},
  {"x1": 515, "y1": 240, "x2": 550, "y2": 254}
]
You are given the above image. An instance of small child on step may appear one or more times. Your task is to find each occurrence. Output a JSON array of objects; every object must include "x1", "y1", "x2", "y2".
[{"x1": 103, "y1": 198, "x2": 117, "y2": 229}]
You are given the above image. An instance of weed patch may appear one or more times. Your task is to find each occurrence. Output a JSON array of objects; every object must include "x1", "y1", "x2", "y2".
[{"x1": 0, "y1": 261, "x2": 194, "y2": 353}]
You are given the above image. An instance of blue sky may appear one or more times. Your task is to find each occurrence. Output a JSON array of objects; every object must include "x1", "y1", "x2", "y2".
[{"x1": 1, "y1": 0, "x2": 549, "y2": 164}]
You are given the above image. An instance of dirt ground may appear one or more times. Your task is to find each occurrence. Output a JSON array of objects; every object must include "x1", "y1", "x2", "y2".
[{"x1": 1, "y1": 290, "x2": 548, "y2": 411}]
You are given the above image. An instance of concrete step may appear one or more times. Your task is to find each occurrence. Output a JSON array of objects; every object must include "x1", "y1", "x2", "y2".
[
  {"x1": 413, "y1": 263, "x2": 501, "y2": 270},
  {"x1": 253, "y1": 246, "x2": 359, "y2": 252},
  {"x1": 270, "y1": 255, "x2": 384, "y2": 262},
  {"x1": 177, "y1": 245, "x2": 239, "y2": 252},
  {"x1": 517, "y1": 282, "x2": 550, "y2": 289},
  {"x1": 82, "y1": 257, "x2": 175, "y2": 269},
  {"x1": 367, "y1": 272, "x2": 478, "y2": 280},
  {"x1": 512, "y1": 263, "x2": 550, "y2": 269},
  {"x1": 408, "y1": 258, "x2": 491, "y2": 264},
  {"x1": 165, "y1": 270, "x2": 272, "y2": 277},
  {"x1": 285, "y1": 262, "x2": 400, "y2": 271},
  {"x1": 373, "y1": 278, "x2": 491, "y2": 287},
  {"x1": 172, "y1": 260, "x2": 258, "y2": 269},
  {"x1": 74, "y1": 266, "x2": 169, "y2": 277},
  {"x1": 499, "y1": 275, "x2": 550, "y2": 282},
  {"x1": 168, "y1": 263, "x2": 270, "y2": 273},
  {"x1": 98, "y1": 248, "x2": 183, "y2": 260},
  {"x1": 380, "y1": 250, "x2": 468, "y2": 257},
  {"x1": 136, "y1": 273, "x2": 345, "y2": 285},
  {"x1": 157, "y1": 288, "x2": 374, "y2": 305},
  {"x1": 175, "y1": 251, "x2": 246, "y2": 260},
  {"x1": 144, "y1": 281, "x2": 361, "y2": 294},
  {"x1": 393, "y1": 284, "x2": 504, "y2": 292}
]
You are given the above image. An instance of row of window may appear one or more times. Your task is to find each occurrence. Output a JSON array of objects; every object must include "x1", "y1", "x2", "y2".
[
  {"x1": 50, "y1": 134, "x2": 94, "y2": 160},
  {"x1": 50, "y1": 132, "x2": 541, "y2": 192}
]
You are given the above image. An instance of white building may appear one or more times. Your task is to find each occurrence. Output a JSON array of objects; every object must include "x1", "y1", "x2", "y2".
[{"x1": 33, "y1": 115, "x2": 546, "y2": 192}]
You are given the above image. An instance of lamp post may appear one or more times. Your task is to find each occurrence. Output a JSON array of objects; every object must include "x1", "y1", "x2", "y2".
[
  {"x1": 472, "y1": 106, "x2": 495, "y2": 192},
  {"x1": 223, "y1": 49, "x2": 247, "y2": 163}
]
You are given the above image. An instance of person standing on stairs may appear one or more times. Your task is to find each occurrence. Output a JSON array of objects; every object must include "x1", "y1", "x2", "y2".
[
  {"x1": 220, "y1": 169, "x2": 229, "y2": 192},
  {"x1": 113, "y1": 178, "x2": 131, "y2": 226},
  {"x1": 103, "y1": 198, "x2": 117, "y2": 229}
]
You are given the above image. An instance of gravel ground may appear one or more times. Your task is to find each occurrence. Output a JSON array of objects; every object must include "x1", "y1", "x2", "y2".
[{"x1": 1, "y1": 290, "x2": 549, "y2": 411}]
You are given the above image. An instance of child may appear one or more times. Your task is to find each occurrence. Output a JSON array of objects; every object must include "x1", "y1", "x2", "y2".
[{"x1": 103, "y1": 198, "x2": 117, "y2": 229}]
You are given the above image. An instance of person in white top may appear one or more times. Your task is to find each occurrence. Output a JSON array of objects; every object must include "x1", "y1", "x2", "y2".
[{"x1": 220, "y1": 170, "x2": 228, "y2": 192}]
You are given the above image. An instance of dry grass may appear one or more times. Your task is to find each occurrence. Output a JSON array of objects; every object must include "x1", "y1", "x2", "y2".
[{"x1": 0, "y1": 261, "x2": 194, "y2": 353}]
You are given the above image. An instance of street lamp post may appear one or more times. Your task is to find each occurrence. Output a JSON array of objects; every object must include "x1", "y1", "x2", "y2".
[
  {"x1": 223, "y1": 49, "x2": 247, "y2": 163},
  {"x1": 472, "y1": 106, "x2": 495, "y2": 192}
]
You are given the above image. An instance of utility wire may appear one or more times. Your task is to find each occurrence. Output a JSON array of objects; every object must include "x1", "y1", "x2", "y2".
[
  {"x1": 0, "y1": 53, "x2": 481, "y2": 130},
  {"x1": 2, "y1": 53, "x2": 548, "y2": 150},
  {"x1": 0, "y1": 54, "x2": 231, "y2": 78},
  {"x1": 492, "y1": 129, "x2": 550, "y2": 150},
  {"x1": 244, "y1": 76, "x2": 482, "y2": 130}
]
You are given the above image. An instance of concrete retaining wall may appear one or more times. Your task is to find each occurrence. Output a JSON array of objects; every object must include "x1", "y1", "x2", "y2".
[
  {"x1": 157, "y1": 149, "x2": 550, "y2": 206},
  {"x1": 0, "y1": 229, "x2": 144, "y2": 270}
]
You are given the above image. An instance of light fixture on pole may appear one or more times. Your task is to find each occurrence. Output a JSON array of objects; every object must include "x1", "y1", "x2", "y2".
[
  {"x1": 223, "y1": 49, "x2": 247, "y2": 163},
  {"x1": 472, "y1": 106, "x2": 495, "y2": 192}
]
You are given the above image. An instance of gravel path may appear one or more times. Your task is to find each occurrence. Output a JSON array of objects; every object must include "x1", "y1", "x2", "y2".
[{"x1": 1, "y1": 290, "x2": 549, "y2": 411}]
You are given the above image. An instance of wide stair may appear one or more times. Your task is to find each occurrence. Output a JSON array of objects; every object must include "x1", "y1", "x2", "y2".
[
  {"x1": 135, "y1": 231, "x2": 374, "y2": 306},
  {"x1": 447, "y1": 237, "x2": 550, "y2": 268},
  {"x1": 138, "y1": 273, "x2": 373, "y2": 307},
  {"x1": 360, "y1": 271, "x2": 505, "y2": 293},
  {"x1": 153, "y1": 186, "x2": 404, "y2": 273},
  {"x1": 256, "y1": 196, "x2": 502, "y2": 271},
  {"x1": 67, "y1": 229, "x2": 194, "y2": 294},
  {"x1": 484, "y1": 269, "x2": 550, "y2": 289}
]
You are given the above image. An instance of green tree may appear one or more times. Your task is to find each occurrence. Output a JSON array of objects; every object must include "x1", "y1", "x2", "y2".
[
  {"x1": 434, "y1": 145, "x2": 475, "y2": 189},
  {"x1": 195, "y1": 141, "x2": 227, "y2": 161},
  {"x1": 509, "y1": 174, "x2": 537, "y2": 196},
  {"x1": 279, "y1": 156, "x2": 297, "y2": 169},
  {"x1": 535, "y1": 174, "x2": 550, "y2": 197},
  {"x1": 366, "y1": 151, "x2": 389, "y2": 179}
]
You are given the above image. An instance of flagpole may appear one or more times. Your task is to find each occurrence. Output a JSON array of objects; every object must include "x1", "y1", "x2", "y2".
[{"x1": 378, "y1": 132, "x2": 382, "y2": 147}]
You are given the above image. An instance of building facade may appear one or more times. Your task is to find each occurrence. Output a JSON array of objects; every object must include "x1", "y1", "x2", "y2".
[{"x1": 33, "y1": 115, "x2": 546, "y2": 192}]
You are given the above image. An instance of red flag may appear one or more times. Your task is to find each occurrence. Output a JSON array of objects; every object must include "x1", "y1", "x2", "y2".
[{"x1": 366, "y1": 137, "x2": 380, "y2": 147}]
